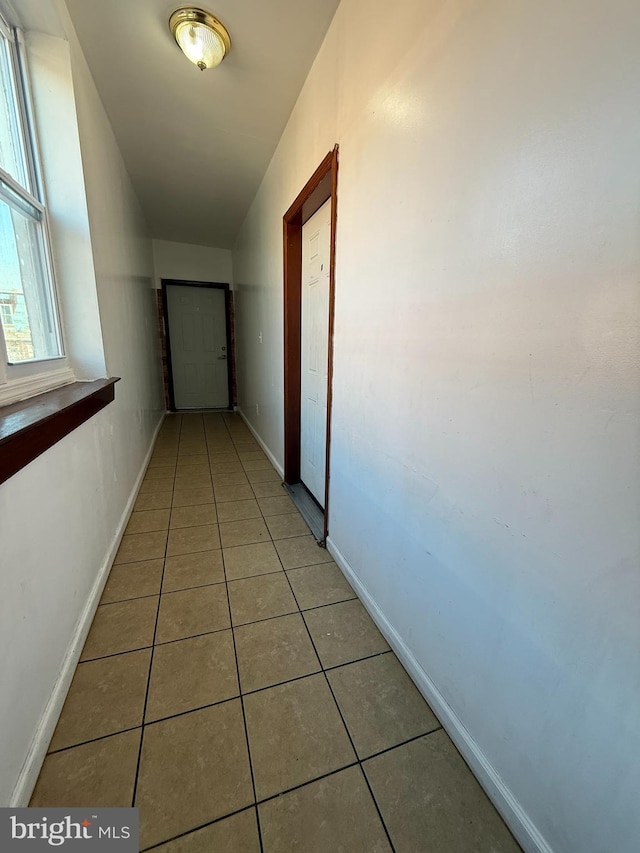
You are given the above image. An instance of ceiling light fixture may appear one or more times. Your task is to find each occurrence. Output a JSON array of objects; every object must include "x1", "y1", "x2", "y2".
[{"x1": 169, "y1": 7, "x2": 231, "y2": 71}]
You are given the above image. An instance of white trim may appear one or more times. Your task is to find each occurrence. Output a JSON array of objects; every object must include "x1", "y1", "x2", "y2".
[
  {"x1": 9, "y1": 413, "x2": 165, "y2": 807},
  {"x1": 0, "y1": 365, "x2": 74, "y2": 405},
  {"x1": 325, "y1": 535, "x2": 555, "y2": 853},
  {"x1": 237, "y1": 406, "x2": 284, "y2": 479}
]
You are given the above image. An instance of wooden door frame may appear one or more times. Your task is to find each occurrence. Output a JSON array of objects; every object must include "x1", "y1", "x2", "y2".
[
  {"x1": 161, "y1": 279, "x2": 234, "y2": 412},
  {"x1": 283, "y1": 146, "x2": 339, "y2": 541}
]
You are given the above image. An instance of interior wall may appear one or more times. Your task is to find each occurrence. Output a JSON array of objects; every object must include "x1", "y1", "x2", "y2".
[
  {"x1": 152, "y1": 239, "x2": 234, "y2": 288},
  {"x1": 0, "y1": 3, "x2": 164, "y2": 804},
  {"x1": 232, "y1": 1, "x2": 640, "y2": 851}
]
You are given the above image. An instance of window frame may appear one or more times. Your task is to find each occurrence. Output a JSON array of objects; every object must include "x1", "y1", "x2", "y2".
[{"x1": 0, "y1": 12, "x2": 72, "y2": 405}]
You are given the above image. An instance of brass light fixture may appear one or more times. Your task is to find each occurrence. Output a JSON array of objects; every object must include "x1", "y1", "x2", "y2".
[{"x1": 169, "y1": 7, "x2": 231, "y2": 71}]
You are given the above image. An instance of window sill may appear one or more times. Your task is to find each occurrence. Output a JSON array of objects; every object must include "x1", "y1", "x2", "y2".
[{"x1": 0, "y1": 377, "x2": 120, "y2": 485}]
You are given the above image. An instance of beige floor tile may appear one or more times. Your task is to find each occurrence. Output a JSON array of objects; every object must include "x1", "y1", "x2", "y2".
[
  {"x1": 246, "y1": 468, "x2": 281, "y2": 484},
  {"x1": 257, "y1": 495, "x2": 296, "y2": 516},
  {"x1": 266, "y1": 513, "x2": 310, "y2": 541},
  {"x1": 167, "y1": 523, "x2": 220, "y2": 556},
  {"x1": 178, "y1": 446, "x2": 207, "y2": 457},
  {"x1": 125, "y1": 509, "x2": 171, "y2": 535},
  {"x1": 163, "y1": 550, "x2": 225, "y2": 591},
  {"x1": 242, "y1": 458, "x2": 274, "y2": 471},
  {"x1": 364, "y1": 731, "x2": 521, "y2": 853},
  {"x1": 170, "y1": 503, "x2": 218, "y2": 528},
  {"x1": 259, "y1": 765, "x2": 391, "y2": 853},
  {"x1": 250, "y1": 481, "x2": 288, "y2": 498},
  {"x1": 223, "y1": 541, "x2": 283, "y2": 581},
  {"x1": 174, "y1": 473, "x2": 213, "y2": 490},
  {"x1": 138, "y1": 478, "x2": 174, "y2": 495},
  {"x1": 228, "y1": 574, "x2": 297, "y2": 626},
  {"x1": 136, "y1": 701, "x2": 253, "y2": 849},
  {"x1": 146, "y1": 631, "x2": 238, "y2": 721},
  {"x1": 235, "y1": 613, "x2": 320, "y2": 693},
  {"x1": 81, "y1": 597, "x2": 158, "y2": 660},
  {"x1": 214, "y1": 483, "x2": 254, "y2": 502},
  {"x1": 286, "y1": 562, "x2": 355, "y2": 610},
  {"x1": 209, "y1": 450, "x2": 240, "y2": 461},
  {"x1": 328, "y1": 653, "x2": 440, "y2": 758},
  {"x1": 148, "y1": 456, "x2": 177, "y2": 469},
  {"x1": 219, "y1": 517, "x2": 270, "y2": 548},
  {"x1": 244, "y1": 674, "x2": 355, "y2": 800},
  {"x1": 303, "y1": 600, "x2": 389, "y2": 668},
  {"x1": 135, "y1": 491, "x2": 173, "y2": 511},
  {"x1": 114, "y1": 530, "x2": 167, "y2": 564},
  {"x1": 30, "y1": 730, "x2": 141, "y2": 807},
  {"x1": 176, "y1": 455, "x2": 209, "y2": 471},
  {"x1": 156, "y1": 585, "x2": 230, "y2": 643},
  {"x1": 152, "y1": 809, "x2": 260, "y2": 853},
  {"x1": 144, "y1": 465, "x2": 176, "y2": 480},
  {"x1": 274, "y1": 535, "x2": 333, "y2": 570},
  {"x1": 238, "y1": 450, "x2": 268, "y2": 463},
  {"x1": 211, "y1": 471, "x2": 250, "y2": 486},
  {"x1": 49, "y1": 650, "x2": 151, "y2": 751},
  {"x1": 217, "y1": 499, "x2": 262, "y2": 523},
  {"x1": 209, "y1": 460, "x2": 245, "y2": 474},
  {"x1": 172, "y1": 487, "x2": 214, "y2": 507},
  {"x1": 101, "y1": 559, "x2": 163, "y2": 604}
]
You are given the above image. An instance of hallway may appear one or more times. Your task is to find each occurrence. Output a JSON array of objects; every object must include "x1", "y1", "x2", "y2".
[{"x1": 29, "y1": 413, "x2": 519, "y2": 852}]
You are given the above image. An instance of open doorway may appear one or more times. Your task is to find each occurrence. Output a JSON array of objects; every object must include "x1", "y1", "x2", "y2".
[
  {"x1": 283, "y1": 147, "x2": 338, "y2": 542},
  {"x1": 161, "y1": 279, "x2": 235, "y2": 411}
]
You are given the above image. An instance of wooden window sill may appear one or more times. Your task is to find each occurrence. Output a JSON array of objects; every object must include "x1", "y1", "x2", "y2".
[{"x1": 0, "y1": 378, "x2": 120, "y2": 485}]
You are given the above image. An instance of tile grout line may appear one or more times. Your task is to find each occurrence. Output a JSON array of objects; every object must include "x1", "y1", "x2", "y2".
[
  {"x1": 130, "y1": 412, "x2": 184, "y2": 811},
  {"x1": 281, "y1": 564, "x2": 398, "y2": 853},
  {"x1": 215, "y1": 416, "x2": 265, "y2": 853}
]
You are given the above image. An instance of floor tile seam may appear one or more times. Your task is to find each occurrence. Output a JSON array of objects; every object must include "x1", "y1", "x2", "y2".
[
  {"x1": 317, "y1": 659, "x2": 397, "y2": 852},
  {"x1": 238, "y1": 666, "x2": 324, "y2": 699},
  {"x1": 130, "y1": 415, "x2": 184, "y2": 809},
  {"x1": 219, "y1": 417, "x2": 266, "y2": 853},
  {"x1": 144, "y1": 692, "x2": 241, "y2": 728},
  {"x1": 139, "y1": 804, "x2": 257, "y2": 853},
  {"x1": 166, "y1": 544, "x2": 223, "y2": 559},
  {"x1": 154, "y1": 625, "x2": 232, "y2": 647},
  {"x1": 224, "y1": 567, "x2": 285, "y2": 584},
  {"x1": 161, "y1": 579, "x2": 227, "y2": 595},
  {"x1": 100, "y1": 591, "x2": 164, "y2": 607},
  {"x1": 46, "y1": 724, "x2": 142, "y2": 756},
  {"x1": 92, "y1": 594, "x2": 160, "y2": 612},
  {"x1": 279, "y1": 567, "x2": 397, "y2": 851}
]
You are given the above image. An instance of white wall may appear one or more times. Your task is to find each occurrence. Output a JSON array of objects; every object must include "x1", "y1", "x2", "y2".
[
  {"x1": 233, "y1": 1, "x2": 640, "y2": 852},
  {"x1": 0, "y1": 3, "x2": 164, "y2": 804},
  {"x1": 152, "y1": 239, "x2": 233, "y2": 289}
]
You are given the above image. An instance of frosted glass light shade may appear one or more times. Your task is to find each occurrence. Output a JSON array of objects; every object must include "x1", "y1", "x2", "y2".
[{"x1": 169, "y1": 8, "x2": 231, "y2": 70}]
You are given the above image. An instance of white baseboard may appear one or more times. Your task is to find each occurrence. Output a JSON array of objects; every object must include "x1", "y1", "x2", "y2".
[
  {"x1": 9, "y1": 413, "x2": 166, "y2": 807},
  {"x1": 236, "y1": 408, "x2": 284, "y2": 479},
  {"x1": 325, "y1": 535, "x2": 554, "y2": 853}
]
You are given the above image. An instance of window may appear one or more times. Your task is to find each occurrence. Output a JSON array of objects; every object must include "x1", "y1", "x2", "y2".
[{"x1": 0, "y1": 14, "x2": 63, "y2": 383}]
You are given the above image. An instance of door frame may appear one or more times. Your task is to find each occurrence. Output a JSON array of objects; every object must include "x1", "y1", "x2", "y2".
[
  {"x1": 283, "y1": 146, "x2": 339, "y2": 541},
  {"x1": 161, "y1": 279, "x2": 234, "y2": 412}
]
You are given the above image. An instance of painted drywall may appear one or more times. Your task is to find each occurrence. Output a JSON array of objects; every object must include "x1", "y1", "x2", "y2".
[
  {"x1": 0, "y1": 2, "x2": 163, "y2": 804},
  {"x1": 233, "y1": 1, "x2": 640, "y2": 851},
  {"x1": 152, "y1": 239, "x2": 233, "y2": 289}
]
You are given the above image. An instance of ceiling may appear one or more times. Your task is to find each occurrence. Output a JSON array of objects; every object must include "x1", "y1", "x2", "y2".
[{"x1": 64, "y1": 0, "x2": 340, "y2": 248}]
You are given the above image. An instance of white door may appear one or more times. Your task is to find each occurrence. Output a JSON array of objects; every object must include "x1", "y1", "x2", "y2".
[
  {"x1": 166, "y1": 284, "x2": 229, "y2": 409},
  {"x1": 300, "y1": 200, "x2": 331, "y2": 506}
]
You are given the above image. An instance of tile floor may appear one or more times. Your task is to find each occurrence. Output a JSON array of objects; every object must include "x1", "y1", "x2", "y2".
[{"x1": 30, "y1": 413, "x2": 521, "y2": 852}]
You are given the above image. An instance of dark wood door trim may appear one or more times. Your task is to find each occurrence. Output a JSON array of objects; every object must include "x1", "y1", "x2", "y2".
[
  {"x1": 161, "y1": 279, "x2": 233, "y2": 411},
  {"x1": 283, "y1": 145, "x2": 339, "y2": 542}
]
